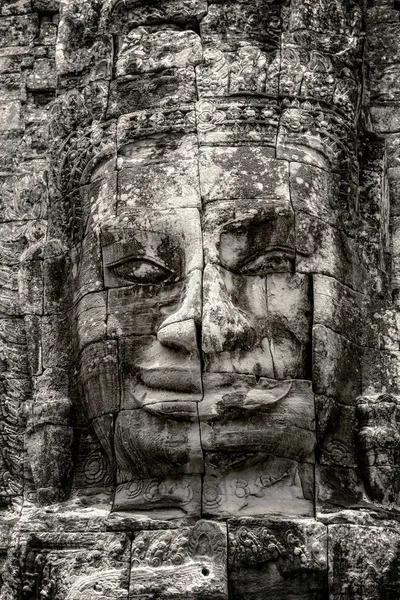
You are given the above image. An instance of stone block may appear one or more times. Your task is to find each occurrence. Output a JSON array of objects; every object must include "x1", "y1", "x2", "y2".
[
  {"x1": 16, "y1": 532, "x2": 131, "y2": 599},
  {"x1": 32, "y1": 0, "x2": 59, "y2": 11},
  {"x1": 356, "y1": 394, "x2": 400, "y2": 505},
  {"x1": 199, "y1": 147, "x2": 288, "y2": 202},
  {"x1": 71, "y1": 291, "x2": 107, "y2": 354},
  {"x1": 368, "y1": 23, "x2": 400, "y2": 65},
  {"x1": 79, "y1": 163, "x2": 117, "y2": 231},
  {"x1": 203, "y1": 196, "x2": 295, "y2": 265},
  {"x1": 117, "y1": 135, "x2": 201, "y2": 210},
  {"x1": 70, "y1": 228, "x2": 104, "y2": 305},
  {"x1": 366, "y1": 2, "x2": 400, "y2": 24},
  {"x1": 0, "y1": 263, "x2": 21, "y2": 315},
  {"x1": 107, "y1": 68, "x2": 196, "y2": 117},
  {"x1": 316, "y1": 396, "x2": 358, "y2": 468},
  {"x1": 276, "y1": 108, "x2": 342, "y2": 172},
  {"x1": 0, "y1": 317, "x2": 29, "y2": 376},
  {"x1": 201, "y1": 265, "x2": 311, "y2": 380},
  {"x1": 56, "y1": 24, "x2": 112, "y2": 78},
  {"x1": 200, "y1": 1, "x2": 283, "y2": 51},
  {"x1": 329, "y1": 524, "x2": 400, "y2": 599},
  {"x1": 0, "y1": 0, "x2": 32, "y2": 15},
  {"x1": 43, "y1": 248, "x2": 70, "y2": 314},
  {"x1": 79, "y1": 340, "x2": 120, "y2": 420},
  {"x1": 316, "y1": 465, "x2": 364, "y2": 513},
  {"x1": 296, "y1": 212, "x2": 369, "y2": 293},
  {"x1": 26, "y1": 424, "x2": 73, "y2": 504},
  {"x1": 129, "y1": 520, "x2": 228, "y2": 599},
  {"x1": 26, "y1": 58, "x2": 56, "y2": 91},
  {"x1": 124, "y1": 0, "x2": 208, "y2": 29},
  {"x1": 0, "y1": 222, "x2": 37, "y2": 266},
  {"x1": 369, "y1": 64, "x2": 400, "y2": 103},
  {"x1": 387, "y1": 166, "x2": 400, "y2": 215},
  {"x1": 0, "y1": 73, "x2": 24, "y2": 101},
  {"x1": 371, "y1": 103, "x2": 400, "y2": 134},
  {"x1": 391, "y1": 215, "x2": 400, "y2": 288},
  {"x1": 114, "y1": 405, "x2": 203, "y2": 479},
  {"x1": 289, "y1": 162, "x2": 343, "y2": 226},
  {"x1": 72, "y1": 427, "x2": 113, "y2": 496},
  {"x1": 312, "y1": 325, "x2": 362, "y2": 405},
  {"x1": 116, "y1": 28, "x2": 202, "y2": 76},
  {"x1": 199, "y1": 374, "x2": 315, "y2": 461},
  {"x1": 38, "y1": 19, "x2": 57, "y2": 46},
  {"x1": 0, "y1": 15, "x2": 38, "y2": 46},
  {"x1": 107, "y1": 286, "x2": 178, "y2": 337},
  {"x1": 203, "y1": 452, "x2": 314, "y2": 519},
  {"x1": 116, "y1": 104, "x2": 197, "y2": 145},
  {"x1": 114, "y1": 474, "x2": 202, "y2": 519},
  {"x1": 119, "y1": 335, "x2": 202, "y2": 409},
  {"x1": 313, "y1": 275, "x2": 376, "y2": 348},
  {"x1": 41, "y1": 314, "x2": 71, "y2": 369},
  {"x1": 228, "y1": 518, "x2": 328, "y2": 600},
  {"x1": 196, "y1": 45, "x2": 279, "y2": 98},
  {"x1": 0, "y1": 100, "x2": 21, "y2": 131},
  {"x1": 196, "y1": 98, "x2": 280, "y2": 146},
  {"x1": 101, "y1": 207, "x2": 203, "y2": 278},
  {"x1": 90, "y1": 413, "x2": 114, "y2": 463}
]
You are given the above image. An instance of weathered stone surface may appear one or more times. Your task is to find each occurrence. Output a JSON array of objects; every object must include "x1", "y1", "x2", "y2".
[
  {"x1": 114, "y1": 475, "x2": 202, "y2": 518},
  {"x1": 2, "y1": 0, "x2": 400, "y2": 597},
  {"x1": 312, "y1": 325, "x2": 362, "y2": 405},
  {"x1": 199, "y1": 375, "x2": 315, "y2": 460},
  {"x1": 108, "y1": 68, "x2": 197, "y2": 117},
  {"x1": 4, "y1": 532, "x2": 131, "y2": 599},
  {"x1": 203, "y1": 452, "x2": 314, "y2": 519},
  {"x1": 117, "y1": 136, "x2": 201, "y2": 210},
  {"x1": 116, "y1": 28, "x2": 202, "y2": 76},
  {"x1": 0, "y1": 15, "x2": 38, "y2": 46},
  {"x1": 199, "y1": 147, "x2": 288, "y2": 202},
  {"x1": 114, "y1": 406, "x2": 203, "y2": 479},
  {"x1": 329, "y1": 525, "x2": 400, "y2": 599},
  {"x1": 228, "y1": 518, "x2": 328, "y2": 600},
  {"x1": 129, "y1": 521, "x2": 228, "y2": 599}
]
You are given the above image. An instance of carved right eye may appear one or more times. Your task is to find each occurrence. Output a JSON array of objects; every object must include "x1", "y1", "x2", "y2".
[
  {"x1": 239, "y1": 249, "x2": 295, "y2": 275},
  {"x1": 108, "y1": 258, "x2": 176, "y2": 284}
]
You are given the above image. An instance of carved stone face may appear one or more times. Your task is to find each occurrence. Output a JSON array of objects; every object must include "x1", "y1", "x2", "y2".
[{"x1": 71, "y1": 135, "x2": 317, "y2": 516}]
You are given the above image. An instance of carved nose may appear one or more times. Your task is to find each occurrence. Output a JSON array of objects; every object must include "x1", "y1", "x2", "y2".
[
  {"x1": 157, "y1": 269, "x2": 202, "y2": 354},
  {"x1": 202, "y1": 263, "x2": 256, "y2": 354},
  {"x1": 157, "y1": 319, "x2": 199, "y2": 354}
]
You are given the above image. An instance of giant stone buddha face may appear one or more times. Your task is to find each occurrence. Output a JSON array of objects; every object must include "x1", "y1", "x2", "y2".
[
  {"x1": 73, "y1": 132, "x2": 317, "y2": 518},
  {"x1": 45, "y1": 0, "x2": 366, "y2": 519}
]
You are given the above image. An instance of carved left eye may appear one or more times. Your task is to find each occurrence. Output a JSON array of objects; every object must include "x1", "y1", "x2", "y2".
[{"x1": 108, "y1": 258, "x2": 176, "y2": 284}]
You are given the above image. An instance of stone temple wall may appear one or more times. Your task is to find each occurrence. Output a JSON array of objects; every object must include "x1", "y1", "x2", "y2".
[{"x1": 2, "y1": 0, "x2": 400, "y2": 598}]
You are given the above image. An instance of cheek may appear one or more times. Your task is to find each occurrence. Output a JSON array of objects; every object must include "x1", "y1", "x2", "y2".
[
  {"x1": 225, "y1": 273, "x2": 268, "y2": 319},
  {"x1": 107, "y1": 283, "x2": 184, "y2": 338}
]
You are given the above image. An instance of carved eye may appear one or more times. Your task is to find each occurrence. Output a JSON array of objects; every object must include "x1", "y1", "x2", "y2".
[
  {"x1": 239, "y1": 249, "x2": 294, "y2": 275},
  {"x1": 108, "y1": 258, "x2": 176, "y2": 284}
]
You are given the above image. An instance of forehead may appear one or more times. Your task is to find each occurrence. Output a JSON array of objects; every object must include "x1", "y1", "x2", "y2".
[
  {"x1": 87, "y1": 134, "x2": 307, "y2": 220},
  {"x1": 84, "y1": 128, "x2": 344, "y2": 275}
]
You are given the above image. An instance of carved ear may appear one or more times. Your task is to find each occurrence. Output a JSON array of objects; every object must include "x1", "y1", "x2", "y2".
[{"x1": 19, "y1": 240, "x2": 74, "y2": 505}]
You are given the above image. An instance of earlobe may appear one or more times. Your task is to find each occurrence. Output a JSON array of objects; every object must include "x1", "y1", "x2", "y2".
[{"x1": 19, "y1": 239, "x2": 74, "y2": 505}]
